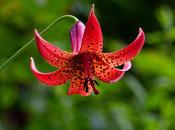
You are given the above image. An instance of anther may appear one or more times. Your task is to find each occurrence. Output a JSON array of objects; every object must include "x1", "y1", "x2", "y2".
[
  {"x1": 84, "y1": 77, "x2": 89, "y2": 93},
  {"x1": 89, "y1": 78, "x2": 99, "y2": 95},
  {"x1": 93, "y1": 80, "x2": 99, "y2": 86}
]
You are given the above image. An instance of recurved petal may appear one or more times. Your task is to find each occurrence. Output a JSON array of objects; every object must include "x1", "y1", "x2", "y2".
[
  {"x1": 68, "y1": 77, "x2": 93, "y2": 96},
  {"x1": 35, "y1": 29, "x2": 72, "y2": 68},
  {"x1": 80, "y1": 4, "x2": 103, "y2": 53},
  {"x1": 94, "y1": 61, "x2": 131, "y2": 83},
  {"x1": 30, "y1": 57, "x2": 70, "y2": 86},
  {"x1": 101, "y1": 28, "x2": 145, "y2": 67},
  {"x1": 118, "y1": 61, "x2": 132, "y2": 72}
]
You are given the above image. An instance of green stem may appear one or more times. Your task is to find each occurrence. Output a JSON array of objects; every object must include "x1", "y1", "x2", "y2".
[{"x1": 0, "y1": 15, "x2": 78, "y2": 72}]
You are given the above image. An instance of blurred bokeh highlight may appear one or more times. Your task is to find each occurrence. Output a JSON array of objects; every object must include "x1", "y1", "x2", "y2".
[{"x1": 0, "y1": 0, "x2": 175, "y2": 130}]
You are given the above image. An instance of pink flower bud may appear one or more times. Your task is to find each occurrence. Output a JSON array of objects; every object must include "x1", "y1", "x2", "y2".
[{"x1": 70, "y1": 21, "x2": 85, "y2": 53}]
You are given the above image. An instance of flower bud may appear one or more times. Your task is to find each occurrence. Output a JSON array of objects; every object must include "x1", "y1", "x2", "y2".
[{"x1": 70, "y1": 21, "x2": 85, "y2": 53}]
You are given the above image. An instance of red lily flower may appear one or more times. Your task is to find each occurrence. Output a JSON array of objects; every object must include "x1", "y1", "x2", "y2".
[{"x1": 30, "y1": 5, "x2": 145, "y2": 96}]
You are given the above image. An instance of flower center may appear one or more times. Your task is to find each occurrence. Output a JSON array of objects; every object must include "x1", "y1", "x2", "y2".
[{"x1": 82, "y1": 53, "x2": 99, "y2": 95}]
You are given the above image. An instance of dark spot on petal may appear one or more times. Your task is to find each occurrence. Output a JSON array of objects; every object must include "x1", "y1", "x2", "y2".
[
  {"x1": 91, "y1": 24, "x2": 95, "y2": 30},
  {"x1": 48, "y1": 76, "x2": 51, "y2": 80}
]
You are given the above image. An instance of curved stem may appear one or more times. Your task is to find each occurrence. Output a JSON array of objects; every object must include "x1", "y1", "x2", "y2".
[{"x1": 0, "y1": 15, "x2": 78, "y2": 72}]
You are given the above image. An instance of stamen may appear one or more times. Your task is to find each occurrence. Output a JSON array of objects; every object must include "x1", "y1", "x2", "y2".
[
  {"x1": 84, "y1": 78, "x2": 89, "y2": 93},
  {"x1": 89, "y1": 78, "x2": 99, "y2": 95},
  {"x1": 93, "y1": 80, "x2": 99, "y2": 86},
  {"x1": 82, "y1": 53, "x2": 99, "y2": 94}
]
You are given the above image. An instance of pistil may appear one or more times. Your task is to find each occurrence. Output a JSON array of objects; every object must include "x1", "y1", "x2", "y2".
[{"x1": 82, "y1": 53, "x2": 99, "y2": 95}]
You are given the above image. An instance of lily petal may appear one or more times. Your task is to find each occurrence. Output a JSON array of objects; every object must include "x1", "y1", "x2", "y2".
[
  {"x1": 70, "y1": 21, "x2": 85, "y2": 53},
  {"x1": 94, "y1": 61, "x2": 131, "y2": 83},
  {"x1": 118, "y1": 61, "x2": 132, "y2": 72},
  {"x1": 80, "y1": 5, "x2": 103, "y2": 53},
  {"x1": 68, "y1": 76, "x2": 92, "y2": 96},
  {"x1": 35, "y1": 29, "x2": 72, "y2": 68},
  {"x1": 101, "y1": 28, "x2": 145, "y2": 67},
  {"x1": 67, "y1": 55, "x2": 93, "y2": 96},
  {"x1": 30, "y1": 57, "x2": 69, "y2": 86}
]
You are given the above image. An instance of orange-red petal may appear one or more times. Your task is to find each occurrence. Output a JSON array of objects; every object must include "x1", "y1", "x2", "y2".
[
  {"x1": 30, "y1": 57, "x2": 70, "y2": 86},
  {"x1": 68, "y1": 76, "x2": 92, "y2": 96},
  {"x1": 101, "y1": 28, "x2": 145, "y2": 67},
  {"x1": 35, "y1": 29, "x2": 72, "y2": 68},
  {"x1": 67, "y1": 53, "x2": 94, "y2": 96},
  {"x1": 80, "y1": 5, "x2": 103, "y2": 53},
  {"x1": 94, "y1": 60, "x2": 131, "y2": 83}
]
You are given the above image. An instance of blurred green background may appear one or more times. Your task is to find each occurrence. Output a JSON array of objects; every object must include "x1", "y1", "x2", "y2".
[{"x1": 0, "y1": 0, "x2": 175, "y2": 130}]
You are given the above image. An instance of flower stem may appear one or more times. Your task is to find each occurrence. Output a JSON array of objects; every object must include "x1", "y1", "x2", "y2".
[{"x1": 0, "y1": 15, "x2": 78, "y2": 72}]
